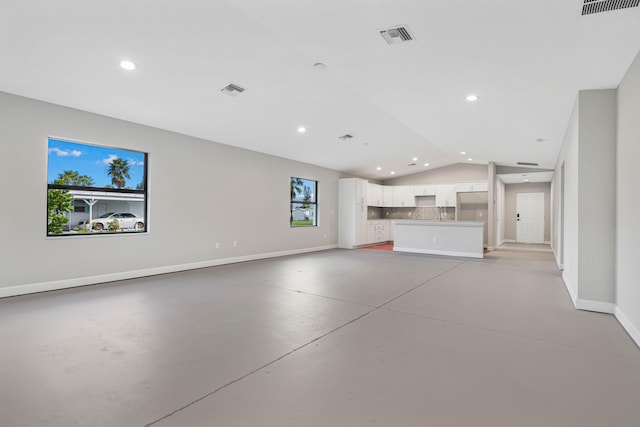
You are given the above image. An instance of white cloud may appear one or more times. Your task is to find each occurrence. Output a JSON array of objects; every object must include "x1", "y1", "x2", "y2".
[
  {"x1": 49, "y1": 147, "x2": 81, "y2": 157},
  {"x1": 128, "y1": 158, "x2": 144, "y2": 166},
  {"x1": 98, "y1": 154, "x2": 119, "y2": 165}
]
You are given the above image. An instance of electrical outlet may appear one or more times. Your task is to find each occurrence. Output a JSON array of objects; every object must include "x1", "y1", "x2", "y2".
[
  {"x1": 215, "y1": 242, "x2": 220, "y2": 249},
  {"x1": 233, "y1": 240, "x2": 237, "y2": 247}
]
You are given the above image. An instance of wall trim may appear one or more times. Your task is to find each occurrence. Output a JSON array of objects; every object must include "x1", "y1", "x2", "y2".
[
  {"x1": 503, "y1": 239, "x2": 516, "y2": 243},
  {"x1": 614, "y1": 306, "x2": 640, "y2": 348},
  {"x1": 562, "y1": 271, "x2": 578, "y2": 307},
  {"x1": 0, "y1": 244, "x2": 338, "y2": 298},
  {"x1": 575, "y1": 299, "x2": 615, "y2": 314}
]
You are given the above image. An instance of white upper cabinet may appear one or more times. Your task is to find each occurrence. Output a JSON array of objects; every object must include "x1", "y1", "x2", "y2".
[
  {"x1": 392, "y1": 185, "x2": 415, "y2": 207},
  {"x1": 456, "y1": 181, "x2": 488, "y2": 193},
  {"x1": 355, "y1": 179, "x2": 368, "y2": 205},
  {"x1": 382, "y1": 186, "x2": 393, "y2": 207},
  {"x1": 435, "y1": 184, "x2": 457, "y2": 207},
  {"x1": 367, "y1": 183, "x2": 383, "y2": 206},
  {"x1": 414, "y1": 184, "x2": 436, "y2": 196}
]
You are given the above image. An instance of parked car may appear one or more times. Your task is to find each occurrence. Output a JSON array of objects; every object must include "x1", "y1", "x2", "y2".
[{"x1": 83, "y1": 212, "x2": 145, "y2": 231}]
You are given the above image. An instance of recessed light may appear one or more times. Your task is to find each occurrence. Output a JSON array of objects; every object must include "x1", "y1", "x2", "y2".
[
  {"x1": 467, "y1": 158, "x2": 473, "y2": 161},
  {"x1": 314, "y1": 62, "x2": 326, "y2": 70},
  {"x1": 524, "y1": 179, "x2": 530, "y2": 183},
  {"x1": 465, "y1": 94, "x2": 478, "y2": 102},
  {"x1": 390, "y1": 171, "x2": 396, "y2": 175},
  {"x1": 297, "y1": 126, "x2": 306, "y2": 133},
  {"x1": 120, "y1": 60, "x2": 137, "y2": 71},
  {"x1": 376, "y1": 166, "x2": 382, "y2": 171},
  {"x1": 424, "y1": 163, "x2": 429, "y2": 167},
  {"x1": 412, "y1": 157, "x2": 418, "y2": 161}
]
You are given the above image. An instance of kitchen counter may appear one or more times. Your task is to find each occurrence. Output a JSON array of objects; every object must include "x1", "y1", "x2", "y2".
[{"x1": 392, "y1": 220, "x2": 484, "y2": 258}]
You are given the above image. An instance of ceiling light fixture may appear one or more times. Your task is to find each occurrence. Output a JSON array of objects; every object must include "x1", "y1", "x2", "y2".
[
  {"x1": 465, "y1": 94, "x2": 479, "y2": 102},
  {"x1": 314, "y1": 62, "x2": 326, "y2": 70},
  {"x1": 297, "y1": 126, "x2": 306, "y2": 133},
  {"x1": 376, "y1": 166, "x2": 382, "y2": 171},
  {"x1": 460, "y1": 151, "x2": 466, "y2": 155},
  {"x1": 120, "y1": 60, "x2": 137, "y2": 71},
  {"x1": 412, "y1": 157, "x2": 418, "y2": 161},
  {"x1": 467, "y1": 158, "x2": 473, "y2": 161},
  {"x1": 390, "y1": 171, "x2": 396, "y2": 175},
  {"x1": 424, "y1": 163, "x2": 429, "y2": 167}
]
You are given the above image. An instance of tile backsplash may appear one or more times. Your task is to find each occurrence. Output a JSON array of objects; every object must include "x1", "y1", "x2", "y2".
[{"x1": 367, "y1": 206, "x2": 455, "y2": 221}]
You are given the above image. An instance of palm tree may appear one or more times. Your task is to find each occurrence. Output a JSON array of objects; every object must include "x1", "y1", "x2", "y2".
[
  {"x1": 290, "y1": 177, "x2": 304, "y2": 224},
  {"x1": 107, "y1": 159, "x2": 131, "y2": 189},
  {"x1": 290, "y1": 177, "x2": 304, "y2": 200},
  {"x1": 54, "y1": 170, "x2": 95, "y2": 187}
]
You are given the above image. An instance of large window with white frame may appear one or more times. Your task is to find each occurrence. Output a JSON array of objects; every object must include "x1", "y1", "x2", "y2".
[
  {"x1": 290, "y1": 177, "x2": 317, "y2": 227},
  {"x1": 47, "y1": 138, "x2": 147, "y2": 236}
]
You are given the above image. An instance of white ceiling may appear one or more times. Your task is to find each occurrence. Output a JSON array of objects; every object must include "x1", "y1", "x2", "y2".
[{"x1": 2, "y1": 1, "x2": 639, "y2": 180}]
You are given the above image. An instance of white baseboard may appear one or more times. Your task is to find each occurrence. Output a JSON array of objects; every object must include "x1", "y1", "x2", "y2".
[
  {"x1": 562, "y1": 271, "x2": 578, "y2": 307},
  {"x1": 562, "y1": 272, "x2": 615, "y2": 314},
  {"x1": 503, "y1": 239, "x2": 516, "y2": 243},
  {"x1": 0, "y1": 244, "x2": 338, "y2": 298},
  {"x1": 614, "y1": 306, "x2": 640, "y2": 348},
  {"x1": 575, "y1": 299, "x2": 615, "y2": 314}
]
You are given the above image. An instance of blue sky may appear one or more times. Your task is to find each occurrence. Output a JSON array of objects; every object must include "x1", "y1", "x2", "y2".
[
  {"x1": 48, "y1": 139, "x2": 145, "y2": 188},
  {"x1": 291, "y1": 178, "x2": 316, "y2": 202}
]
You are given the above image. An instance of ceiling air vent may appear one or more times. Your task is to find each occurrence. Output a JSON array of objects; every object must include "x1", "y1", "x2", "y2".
[
  {"x1": 338, "y1": 134, "x2": 354, "y2": 141},
  {"x1": 517, "y1": 162, "x2": 539, "y2": 166},
  {"x1": 221, "y1": 83, "x2": 246, "y2": 97},
  {"x1": 582, "y1": 0, "x2": 639, "y2": 15},
  {"x1": 380, "y1": 25, "x2": 415, "y2": 45}
]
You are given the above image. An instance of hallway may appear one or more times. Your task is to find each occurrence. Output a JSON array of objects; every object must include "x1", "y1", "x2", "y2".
[{"x1": 1, "y1": 248, "x2": 639, "y2": 426}]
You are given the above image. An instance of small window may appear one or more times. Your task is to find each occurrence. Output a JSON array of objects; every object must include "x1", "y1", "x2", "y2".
[
  {"x1": 290, "y1": 177, "x2": 317, "y2": 227},
  {"x1": 47, "y1": 138, "x2": 148, "y2": 236}
]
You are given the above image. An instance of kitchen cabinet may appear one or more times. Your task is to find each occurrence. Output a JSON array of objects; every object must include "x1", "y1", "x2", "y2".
[
  {"x1": 338, "y1": 178, "x2": 369, "y2": 248},
  {"x1": 367, "y1": 183, "x2": 383, "y2": 207},
  {"x1": 382, "y1": 186, "x2": 393, "y2": 207},
  {"x1": 392, "y1": 185, "x2": 415, "y2": 207},
  {"x1": 435, "y1": 184, "x2": 457, "y2": 207},
  {"x1": 414, "y1": 184, "x2": 436, "y2": 196},
  {"x1": 367, "y1": 220, "x2": 390, "y2": 244},
  {"x1": 456, "y1": 181, "x2": 488, "y2": 193}
]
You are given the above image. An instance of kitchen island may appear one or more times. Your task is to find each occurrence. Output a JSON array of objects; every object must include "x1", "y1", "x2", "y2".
[{"x1": 393, "y1": 220, "x2": 485, "y2": 258}]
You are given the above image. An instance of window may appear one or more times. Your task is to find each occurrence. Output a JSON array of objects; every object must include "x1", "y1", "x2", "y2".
[
  {"x1": 47, "y1": 138, "x2": 148, "y2": 236},
  {"x1": 290, "y1": 177, "x2": 317, "y2": 227}
]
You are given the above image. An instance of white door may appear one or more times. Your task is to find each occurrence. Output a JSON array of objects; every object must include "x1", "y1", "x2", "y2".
[{"x1": 516, "y1": 192, "x2": 544, "y2": 244}]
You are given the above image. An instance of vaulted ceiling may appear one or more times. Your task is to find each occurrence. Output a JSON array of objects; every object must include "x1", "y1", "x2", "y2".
[{"x1": 2, "y1": 0, "x2": 639, "y2": 179}]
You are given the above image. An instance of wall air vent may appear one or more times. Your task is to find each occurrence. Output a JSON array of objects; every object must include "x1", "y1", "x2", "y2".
[
  {"x1": 517, "y1": 162, "x2": 539, "y2": 166},
  {"x1": 380, "y1": 25, "x2": 415, "y2": 45},
  {"x1": 338, "y1": 134, "x2": 354, "y2": 140},
  {"x1": 582, "y1": 0, "x2": 639, "y2": 15},
  {"x1": 221, "y1": 83, "x2": 246, "y2": 97}
]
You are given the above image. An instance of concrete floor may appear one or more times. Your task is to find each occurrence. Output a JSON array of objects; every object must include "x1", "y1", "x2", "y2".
[{"x1": 1, "y1": 248, "x2": 639, "y2": 426}]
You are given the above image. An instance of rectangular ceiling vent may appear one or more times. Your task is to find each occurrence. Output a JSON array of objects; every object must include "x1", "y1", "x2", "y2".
[
  {"x1": 582, "y1": 0, "x2": 639, "y2": 15},
  {"x1": 380, "y1": 25, "x2": 415, "y2": 45},
  {"x1": 221, "y1": 83, "x2": 246, "y2": 97},
  {"x1": 338, "y1": 134, "x2": 354, "y2": 141},
  {"x1": 517, "y1": 162, "x2": 539, "y2": 167}
]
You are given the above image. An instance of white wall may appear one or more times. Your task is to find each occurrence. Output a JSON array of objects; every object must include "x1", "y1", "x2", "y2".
[
  {"x1": 0, "y1": 92, "x2": 343, "y2": 296},
  {"x1": 553, "y1": 89, "x2": 617, "y2": 310},
  {"x1": 383, "y1": 163, "x2": 488, "y2": 185},
  {"x1": 555, "y1": 98, "x2": 580, "y2": 302},
  {"x1": 616, "y1": 51, "x2": 640, "y2": 344},
  {"x1": 577, "y1": 90, "x2": 617, "y2": 304}
]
